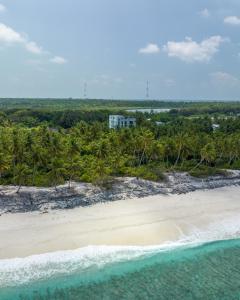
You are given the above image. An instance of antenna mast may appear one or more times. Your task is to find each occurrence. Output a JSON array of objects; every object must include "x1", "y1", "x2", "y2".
[
  {"x1": 83, "y1": 82, "x2": 87, "y2": 99},
  {"x1": 146, "y1": 80, "x2": 149, "y2": 99}
]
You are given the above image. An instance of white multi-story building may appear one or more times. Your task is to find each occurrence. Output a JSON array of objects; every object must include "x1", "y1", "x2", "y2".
[
  {"x1": 212, "y1": 123, "x2": 220, "y2": 131},
  {"x1": 109, "y1": 115, "x2": 136, "y2": 129}
]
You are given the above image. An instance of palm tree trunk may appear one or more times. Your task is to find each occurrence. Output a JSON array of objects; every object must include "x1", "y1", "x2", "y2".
[
  {"x1": 174, "y1": 144, "x2": 182, "y2": 167},
  {"x1": 16, "y1": 184, "x2": 22, "y2": 194},
  {"x1": 139, "y1": 144, "x2": 146, "y2": 166},
  {"x1": 189, "y1": 158, "x2": 204, "y2": 172}
]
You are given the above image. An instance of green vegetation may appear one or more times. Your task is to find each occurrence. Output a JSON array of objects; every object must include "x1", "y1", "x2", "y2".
[
  {"x1": 1, "y1": 99, "x2": 240, "y2": 189},
  {"x1": 0, "y1": 98, "x2": 183, "y2": 111},
  {"x1": 0, "y1": 98, "x2": 240, "y2": 112}
]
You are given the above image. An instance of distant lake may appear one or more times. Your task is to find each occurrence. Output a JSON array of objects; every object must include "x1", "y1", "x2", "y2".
[{"x1": 126, "y1": 108, "x2": 171, "y2": 113}]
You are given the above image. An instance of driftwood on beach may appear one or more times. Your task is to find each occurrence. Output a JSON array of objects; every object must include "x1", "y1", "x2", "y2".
[{"x1": 1, "y1": 170, "x2": 240, "y2": 214}]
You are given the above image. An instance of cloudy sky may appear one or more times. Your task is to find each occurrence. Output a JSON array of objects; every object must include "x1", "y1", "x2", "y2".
[{"x1": 0, "y1": 0, "x2": 240, "y2": 100}]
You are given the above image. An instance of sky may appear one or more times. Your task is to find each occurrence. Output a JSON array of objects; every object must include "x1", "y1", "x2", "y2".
[{"x1": 0, "y1": 0, "x2": 240, "y2": 100}]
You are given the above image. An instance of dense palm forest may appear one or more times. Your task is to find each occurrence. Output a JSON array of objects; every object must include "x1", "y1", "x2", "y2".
[{"x1": 1, "y1": 99, "x2": 240, "y2": 189}]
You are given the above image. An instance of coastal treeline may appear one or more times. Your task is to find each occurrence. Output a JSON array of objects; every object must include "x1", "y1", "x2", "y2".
[
  {"x1": 0, "y1": 98, "x2": 182, "y2": 110},
  {"x1": 1, "y1": 98, "x2": 240, "y2": 112},
  {"x1": 1, "y1": 115, "x2": 240, "y2": 189}
]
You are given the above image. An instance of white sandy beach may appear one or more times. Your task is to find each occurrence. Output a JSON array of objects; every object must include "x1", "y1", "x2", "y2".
[{"x1": 0, "y1": 186, "x2": 240, "y2": 259}]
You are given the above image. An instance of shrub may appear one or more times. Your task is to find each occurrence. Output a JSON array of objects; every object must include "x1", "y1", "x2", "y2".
[
  {"x1": 93, "y1": 176, "x2": 116, "y2": 190},
  {"x1": 189, "y1": 166, "x2": 227, "y2": 178},
  {"x1": 124, "y1": 166, "x2": 166, "y2": 182}
]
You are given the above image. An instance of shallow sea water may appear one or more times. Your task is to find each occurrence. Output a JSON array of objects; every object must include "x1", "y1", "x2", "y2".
[{"x1": 1, "y1": 238, "x2": 240, "y2": 300}]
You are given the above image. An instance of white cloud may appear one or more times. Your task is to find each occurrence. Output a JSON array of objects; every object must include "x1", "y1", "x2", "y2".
[
  {"x1": 0, "y1": 22, "x2": 67, "y2": 64},
  {"x1": 163, "y1": 36, "x2": 225, "y2": 63},
  {"x1": 25, "y1": 41, "x2": 43, "y2": 54},
  {"x1": 139, "y1": 43, "x2": 160, "y2": 54},
  {"x1": 50, "y1": 56, "x2": 67, "y2": 64},
  {"x1": 199, "y1": 8, "x2": 210, "y2": 18},
  {"x1": 0, "y1": 23, "x2": 24, "y2": 44},
  {"x1": 0, "y1": 22, "x2": 44, "y2": 55},
  {"x1": 0, "y1": 4, "x2": 6, "y2": 13},
  {"x1": 210, "y1": 72, "x2": 240, "y2": 86},
  {"x1": 224, "y1": 16, "x2": 240, "y2": 25}
]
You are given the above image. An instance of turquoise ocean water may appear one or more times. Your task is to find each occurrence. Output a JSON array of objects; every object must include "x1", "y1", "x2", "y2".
[{"x1": 0, "y1": 238, "x2": 240, "y2": 300}]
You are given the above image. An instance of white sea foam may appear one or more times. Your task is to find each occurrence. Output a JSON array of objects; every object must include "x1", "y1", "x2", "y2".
[
  {"x1": 1, "y1": 215, "x2": 240, "y2": 288},
  {"x1": 0, "y1": 244, "x2": 180, "y2": 288},
  {"x1": 181, "y1": 214, "x2": 240, "y2": 244}
]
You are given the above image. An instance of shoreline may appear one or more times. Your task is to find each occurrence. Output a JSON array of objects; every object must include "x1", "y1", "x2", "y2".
[
  {"x1": 0, "y1": 185, "x2": 240, "y2": 259},
  {"x1": 1, "y1": 170, "x2": 240, "y2": 214}
]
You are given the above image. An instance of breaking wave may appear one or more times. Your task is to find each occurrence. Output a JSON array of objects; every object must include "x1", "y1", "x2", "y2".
[{"x1": 1, "y1": 215, "x2": 240, "y2": 289}]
